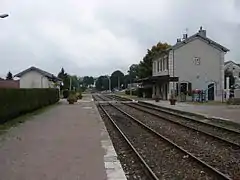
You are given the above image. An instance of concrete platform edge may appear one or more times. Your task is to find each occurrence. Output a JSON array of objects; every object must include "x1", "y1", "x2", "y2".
[{"x1": 93, "y1": 103, "x2": 127, "y2": 180}]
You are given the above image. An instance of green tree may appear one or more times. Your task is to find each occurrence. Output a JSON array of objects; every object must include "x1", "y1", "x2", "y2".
[
  {"x1": 137, "y1": 42, "x2": 171, "y2": 79},
  {"x1": 57, "y1": 68, "x2": 69, "y2": 90},
  {"x1": 82, "y1": 76, "x2": 94, "y2": 87},
  {"x1": 128, "y1": 64, "x2": 139, "y2": 80},
  {"x1": 110, "y1": 70, "x2": 124, "y2": 90},
  {"x1": 70, "y1": 75, "x2": 79, "y2": 90},
  {"x1": 6, "y1": 71, "x2": 13, "y2": 80},
  {"x1": 123, "y1": 74, "x2": 130, "y2": 89},
  {"x1": 95, "y1": 76, "x2": 109, "y2": 91}
]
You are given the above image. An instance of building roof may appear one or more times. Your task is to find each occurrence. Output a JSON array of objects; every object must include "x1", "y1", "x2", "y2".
[
  {"x1": 137, "y1": 75, "x2": 179, "y2": 84},
  {"x1": 168, "y1": 28, "x2": 229, "y2": 53},
  {"x1": 14, "y1": 66, "x2": 62, "y2": 82},
  {"x1": 224, "y1": 60, "x2": 240, "y2": 67}
]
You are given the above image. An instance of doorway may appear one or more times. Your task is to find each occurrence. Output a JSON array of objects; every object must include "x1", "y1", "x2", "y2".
[{"x1": 208, "y1": 83, "x2": 215, "y2": 101}]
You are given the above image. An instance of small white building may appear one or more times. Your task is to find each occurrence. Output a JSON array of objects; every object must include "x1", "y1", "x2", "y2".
[
  {"x1": 224, "y1": 61, "x2": 240, "y2": 78},
  {"x1": 14, "y1": 66, "x2": 62, "y2": 89},
  {"x1": 150, "y1": 27, "x2": 229, "y2": 101}
]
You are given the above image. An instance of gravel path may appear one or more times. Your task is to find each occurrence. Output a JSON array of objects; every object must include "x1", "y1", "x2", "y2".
[
  {"x1": 102, "y1": 104, "x2": 219, "y2": 180},
  {"x1": 0, "y1": 100, "x2": 107, "y2": 180},
  {"x1": 117, "y1": 103, "x2": 240, "y2": 179}
]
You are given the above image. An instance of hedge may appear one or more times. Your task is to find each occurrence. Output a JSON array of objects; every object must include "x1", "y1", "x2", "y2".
[{"x1": 0, "y1": 88, "x2": 59, "y2": 124}]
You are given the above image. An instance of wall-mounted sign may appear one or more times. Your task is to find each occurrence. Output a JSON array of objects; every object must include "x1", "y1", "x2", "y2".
[{"x1": 193, "y1": 57, "x2": 201, "y2": 65}]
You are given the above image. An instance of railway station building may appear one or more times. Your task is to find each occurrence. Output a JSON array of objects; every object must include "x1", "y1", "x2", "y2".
[{"x1": 140, "y1": 27, "x2": 229, "y2": 101}]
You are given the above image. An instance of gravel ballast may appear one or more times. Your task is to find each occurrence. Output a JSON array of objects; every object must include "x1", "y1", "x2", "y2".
[
  {"x1": 117, "y1": 103, "x2": 240, "y2": 179},
  {"x1": 97, "y1": 105, "x2": 153, "y2": 180},
  {"x1": 134, "y1": 103, "x2": 240, "y2": 145},
  {"x1": 102, "y1": 104, "x2": 221, "y2": 180}
]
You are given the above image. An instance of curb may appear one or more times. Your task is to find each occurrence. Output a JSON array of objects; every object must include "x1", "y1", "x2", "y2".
[{"x1": 93, "y1": 101, "x2": 127, "y2": 180}]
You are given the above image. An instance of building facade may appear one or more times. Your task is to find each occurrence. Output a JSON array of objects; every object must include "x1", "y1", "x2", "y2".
[
  {"x1": 152, "y1": 27, "x2": 229, "y2": 101},
  {"x1": 224, "y1": 61, "x2": 240, "y2": 78},
  {"x1": 14, "y1": 66, "x2": 62, "y2": 89}
]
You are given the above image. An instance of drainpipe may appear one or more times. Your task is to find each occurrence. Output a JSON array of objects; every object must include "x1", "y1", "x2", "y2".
[
  {"x1": 173, "y1": 49, "x2": 175, "y2": 90},
  {"x1": 41, "y1": 76, "x2": 44, "y2": 88}
]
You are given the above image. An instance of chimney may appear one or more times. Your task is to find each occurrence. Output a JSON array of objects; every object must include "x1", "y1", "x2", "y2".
[
  {"x1": 183, "y1": 33, "x2": 188, "y2": 40},
  {"x1": 177, "y1": 38, "x2": 181, "y2": 43},
  {"x1": 198, "y1": 26, "x2": 206, "y2": 37}
]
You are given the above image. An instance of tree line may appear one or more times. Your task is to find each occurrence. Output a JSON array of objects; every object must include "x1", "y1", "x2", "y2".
[
  {"x1": 95, "y1": 42, "x2": 171, "y2": 91},
  {"x1": 57, "y1": 68, "x2": 95, "y2": 91}
]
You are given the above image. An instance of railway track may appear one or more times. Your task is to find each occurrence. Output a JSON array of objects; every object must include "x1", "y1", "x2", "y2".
[
  {"x1": 92, "y1": 94, "x2": 111, "y2": 101},
  {"x1": 125, "y1": 102, "x2": 240, "y2": 146},
  {"x1": 98, "y1": 106, "x2": 156, "y2": 180},
  {"x1": 92, "y1": 94, "x2": 131, "y2": 102},
  {"x1": 105, "y1": 94, "x2": 130, "y2": 101},
  {"x1": 116, "y1": 103, "x2": 240, "y2": 179},
  {"x1": 100, "y1": 103, "x2": 232, "y2": 179}
]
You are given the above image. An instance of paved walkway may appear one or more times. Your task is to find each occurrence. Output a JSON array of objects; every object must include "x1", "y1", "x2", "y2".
[
  {"x1": 0, "y1": 95, "x2": 126, "y2": 180},
  {"x1": 143, "y1": 100, "x2": 240, "y2": 123}
]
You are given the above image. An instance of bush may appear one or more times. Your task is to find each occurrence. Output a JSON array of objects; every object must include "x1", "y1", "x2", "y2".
[
  {"x1": 63, "y1": 89, "x2": 69, "y2": 98},
  {"x1": 67, "y1": 94, "x2": 77, "y2": 104},
  {"x1": 0, "y1": 88, "x2": 59, "y2": 124},
  {"x1": 76, "y1": 92, "x2": 82, "y2": 99}
]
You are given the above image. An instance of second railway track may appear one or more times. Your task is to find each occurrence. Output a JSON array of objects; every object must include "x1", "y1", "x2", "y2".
[
  {"x1": 115, "y1": 102, "x2": 240, "y2": 179},
  {"x1": 100, "y1": 103, "x2": 233, "y2": 179}
]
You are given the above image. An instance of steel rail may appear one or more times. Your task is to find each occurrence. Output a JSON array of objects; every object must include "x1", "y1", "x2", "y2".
[
  {"x1": 124, "y1": 103, "x2": 240, "y2": 147},
  {"x1": 109, "y1": 103, "x2": 232, "y2": 180},
  {"x1": 99, "y1": 104, "x2": 160, "y2": 180},
  {"x1": 137, "y1": 102, "x2": 240, "y2": 134}
]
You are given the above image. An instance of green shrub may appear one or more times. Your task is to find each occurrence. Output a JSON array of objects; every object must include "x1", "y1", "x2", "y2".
[
  {"x1": 63, "y1": 89, "x2": 69, "y2": 98},
  {"x1": 0, "y1": 88, "x2": 59, "y2": 124},
  {"x1": 67, "y1": 93, "x2": 77, "y2": 104},
  {"x1": 76, "y1": 92, "x2": 82, "y2": 99}
]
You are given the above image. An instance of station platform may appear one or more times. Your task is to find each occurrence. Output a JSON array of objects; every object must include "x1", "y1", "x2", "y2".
[{"x1": 0, "y1": 94, "x2": 126, "y2": 180}]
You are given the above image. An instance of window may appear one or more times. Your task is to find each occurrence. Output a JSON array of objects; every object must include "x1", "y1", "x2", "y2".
[
  {"x1": 166, "y1": 58, "x2": 169, "y2": 70},
  {"x1": 157, "y1": 60, "x2": 160, "y2": 72},
  {"x1": 160, "y1": 59, "x2": 163, "y2": 71},
  {"x1": 163, "y1": 59, "x2": 165, "y2": 71},
  {"x1": 153, "y1": 61, "x2": 155, "y2": 73},
  {"x1": 188, "y1": 83, "x2": 192, "y2": 96},
  {"x1": 239, "y1": 72, "x2": 240, "y2": 78}
]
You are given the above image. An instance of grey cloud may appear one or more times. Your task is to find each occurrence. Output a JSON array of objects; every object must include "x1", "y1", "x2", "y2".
[{"x1": 0, "y1": 0, "x2": 239, "y2": 78}]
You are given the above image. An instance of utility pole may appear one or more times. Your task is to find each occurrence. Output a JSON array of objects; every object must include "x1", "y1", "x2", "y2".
[
  {"x1": 130, "y1": 77, "x2": 132, "y2": 96},
  {"x1": 118, "y1": 76, "x2": 120, "y2": 90},
  {"x1": 109, "y1": 77, "x2": 111, "y2": 92},
  {"x1": 69, "y1": 76, "x2": 72, "y2": 91}
]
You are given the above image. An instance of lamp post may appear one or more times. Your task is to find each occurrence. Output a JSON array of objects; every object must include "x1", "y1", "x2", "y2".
[
  {"x1": 0, "y1": 14, "x2": 9, "y2": 19},
  {"x1": 107, "y1": 76, "x2": 111, "y2": 93}
]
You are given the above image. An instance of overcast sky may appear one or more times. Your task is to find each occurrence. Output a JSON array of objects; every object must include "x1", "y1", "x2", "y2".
[{"x1": 0, "y1": 0, "x2": 239, "y2": 78}]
